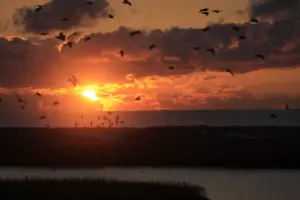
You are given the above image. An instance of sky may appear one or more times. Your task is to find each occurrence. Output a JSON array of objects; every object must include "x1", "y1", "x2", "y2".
[{"x1": 0, "y1": 0, "x2": 300, "y2": 126}]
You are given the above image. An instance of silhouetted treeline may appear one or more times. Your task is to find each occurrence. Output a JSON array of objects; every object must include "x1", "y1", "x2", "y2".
[
  {"x1": 0, "y1": 126, "x2": 300, "y2": 168},
  {"x1": 0, "y1": 178, "x2": 208, "y2": 199}
]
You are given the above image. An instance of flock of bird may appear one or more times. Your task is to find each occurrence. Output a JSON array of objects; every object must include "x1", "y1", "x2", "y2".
[{"x1": 0, "y1": 1, "x2": 285, "y2": 127}]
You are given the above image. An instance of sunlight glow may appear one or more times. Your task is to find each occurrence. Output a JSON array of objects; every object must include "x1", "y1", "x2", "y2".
[{"x1": 82, "y1": 90, "x2": 99, "y2": 101}]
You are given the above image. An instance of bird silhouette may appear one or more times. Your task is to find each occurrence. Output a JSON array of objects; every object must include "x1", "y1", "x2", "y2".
[
  {"x1": 135, "y1": 96, "x2": 141, "y2": 101},
  {"x1": 86, "y1": 1, "x2": 94, "y2": 4},
  {"x1": 223, "y1": 68, "x2": 234, "y2": 77},
  {"x1": 202, "y1": 26, "x2": 210, "y2": 32},
  {"x1": 40, "y1": 32, "x2": 50, "y2": 36},
  {"x1": 83, "y1": 36, "x2": 91, "y2": 42},
  {"x1": 270, "y1": 113, "x2": 277, "y2": 119},
  {"x1": 34, "y1": 5, "x2": 42, "y2": 12},
  {"x1": 56, "y1": 32, "x2": 66, "y2": 41},
  {"x1": 206, "y1": 48, "x2": 216, "y2": 56},
  {"x1": 61, "y1": 17, "x2": 69, "y2": 21},
  {"x1": 65, "y1": 42, "x2": 73, "y2": 48},
  {"x1": 148, "y1": 44, "x2": 157, "y2": 50},
  {"x1": 122, "y1": 0, "x2": 132, "y2": 6},
  {"x1": 212, "y1": 9, "x2": 222, "y2": 13},
  {"x1": 194, "y1": 47, "x2": 200, "y2": 50},
  {"x1": 53, "y1": 101, "x2": 59, "y2": 106},
  {"x1": 129, "y1": 30, "x2": 141, "y2": 36},
  {"x1": 119, "y1": 49, "x2": 125, "y2": 57},
  {"x1": 285, "y1": 103, "x2": 289, "y2": 110},
  {"x1": 40, "y1": 116, "x2": 46, "y2": 119},
  {"x1": 201, "y1": 11, "x2": 209, "y2": 16},
  {"x1": 250, "y1": 18, "x2": 259, "y2": 24},
  {"x1": 255, "y1": 54, "x2": 265, "y2": 60},
  {"x1": 199, "y1": 8, "x2": 209, "y2": 12},
  {"x1": 21, "y1": 105, "x2": 26, "y2": 110},
  {"x1": 16, "y1": 95, "x2": 26, "y2": 104},
  {"x1": 67, "y1": 75, "x2": 79, "y2": 87},
  {"x1": 237, "y1": 35, "x2": 246, "y2": 40},
  {"x1": 35, "y1": 92, "x2": 42, "y2": 97},
  {"x1": 232, "y1": 25, "x2": 240, "y2": 32},
  {"x1": 169, "y1": 66, "x2": 175, "y2": 70},
  {"x1": 106, "y1": 14, "x2": 114, "y2": 18}
]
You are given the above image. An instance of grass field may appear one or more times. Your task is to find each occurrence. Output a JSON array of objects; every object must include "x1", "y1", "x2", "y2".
[
  {"x1": 0, "y1": 126, "x2": 300, "y2": 168},
  {"x1": 0, "y1": 178, "x2": 208, "y2": 199}
]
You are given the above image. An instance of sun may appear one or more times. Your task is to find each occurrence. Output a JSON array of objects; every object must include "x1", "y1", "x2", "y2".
[{"x1": 82, "y1": 90, "x2": 99, "y2": 101}]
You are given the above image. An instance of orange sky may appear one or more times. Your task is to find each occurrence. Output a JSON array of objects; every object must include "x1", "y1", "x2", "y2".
[{"x1": 0, "y1": 0, "x2": 300, "y2": 120}]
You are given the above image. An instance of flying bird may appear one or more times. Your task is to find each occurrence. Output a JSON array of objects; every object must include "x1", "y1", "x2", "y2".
[
  {"x1": 34, "y1": 5, "x2": 43, "y2": 12},
  {"x1": 122, "y1": 0, "x2": 132, "y2": 6},
  {"x1": 199, "y1": 8, "x2": 209, "y2": 12},
  {"x1": 129, "y1": 30, "x2": 141, "y2": 36},
  {"x1": 16, "y1": 95, "x2": 26, "y2": 104},
  {"x1": 53, "y1": 101, "x2": 59, "y2": 106},
  {"x1": 232, "y1": 25, "x2": 240, "y2": 32},
  {"x1": 223, "y1": 68, "x2": 234, "y2": 77},
  {"x1": 40, "y1": 116, "x2": 46, "y2": 119},
  {"x1": 61, "y1": 18, "x2": 69, "y2": 21},
  {"x1": 212, "y1": 9, "x2": 222, "y2": 13},
  {"x1": 65, "y1": 42, "x2": 73, "y2": 48},
  {"x1": 67, "y1": 75, "x2": 79, "y2": 87},
  {"x1": 56, "y1": 32, "x2": 66, "y2": 41},
  {"x1": 201, "y1": 11, "x2": 209, "y2": 16},
  {"x1": 206, "y1": 48, "x2": 216, "y2": 56},
  {"x1": 40, "y1": 32, "x2": 50, "y2": 36},
  {"x1": 250, "y1": 18, "x2": 259, "y2": 24},
  {"x1": 67, "y1": 32, "x2": 79, "y2": 39},
  {"x1": 202, "y1": 26, "x2": 210, "y2": 32},
  {"x1": 168, "y1": 66, "x2": 175, "y2": 70},
  {"x1": 237, "y1": 35, "x2": 246, "y2": 40},
  {"x1": 255, "y1": 54, "x2": 265, "y2": 60},
  {"x1": 83, "y1": 36, "x2": 91, "y2": 42},
  {"x1": 86, "y1": 1, "x2": 94, "y2": 4},
  {"x1": 35, "y1": 92, "x2": 42, "y2": 97},
  {"x1": 119, "y1": 49, "x2": 125, "y2": 57},
  {"x1": 106, "y1": 14, "x2": 114, "y2": 18},
  {"x1": 135, "y1": 96, "x2": 141, "y2": 101},
  {"x1": 21, "y1": 105, "x2": 26, "y2": 110},
  {"x1": 285, "y1": 103, "x2": 289, "y2": 110},
  {"x1": 148, "y1": 44, "x2": 157, "y2": 50}
]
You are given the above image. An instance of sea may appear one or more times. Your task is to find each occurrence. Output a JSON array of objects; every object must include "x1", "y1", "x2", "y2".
[{"x1": 1, "y1": 109, "x2": 300, "y2": 127}]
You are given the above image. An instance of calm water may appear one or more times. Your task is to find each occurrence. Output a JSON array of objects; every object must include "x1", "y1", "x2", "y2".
[
  {"x1": 0, "y1": 168, "x2": 300, "y2": 200},
  {"x1": 2, "y1": 109, "x2": 300, "y2": 127}
]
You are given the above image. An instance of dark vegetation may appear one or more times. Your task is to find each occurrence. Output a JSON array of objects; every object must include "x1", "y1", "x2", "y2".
[
  {"x1": 0, "y1": 126, "x2": 300, "y2": 168},
  {"x1": 0, "y1": 178, "x2": 208, "y2": 199}
]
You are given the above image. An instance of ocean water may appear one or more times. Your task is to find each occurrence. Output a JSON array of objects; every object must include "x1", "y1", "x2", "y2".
[
  {"x1": 1, "y1": 109, "x2": 300, "y2": 127},
  {"x1": 0, "y1": 167, "x2": 300, "y2": 200}
]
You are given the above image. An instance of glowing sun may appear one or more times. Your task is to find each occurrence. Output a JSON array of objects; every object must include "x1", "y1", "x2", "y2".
[{"x1": 82, "y1": 90, "x2": 99, "y2": 101}]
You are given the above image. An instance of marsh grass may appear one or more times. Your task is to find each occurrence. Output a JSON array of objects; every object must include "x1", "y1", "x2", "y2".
[{"x1": 0, "y1": 178, "x2": 209, "y2": 199}]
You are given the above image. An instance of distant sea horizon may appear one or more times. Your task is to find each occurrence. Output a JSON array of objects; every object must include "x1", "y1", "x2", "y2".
[{"x1": 1, "y1": 109, "x2": 300, "y2": 127}]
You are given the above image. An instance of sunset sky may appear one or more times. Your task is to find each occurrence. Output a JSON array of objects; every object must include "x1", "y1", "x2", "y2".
[{"x1": 0, "y1": 0, "x2": 300, "y2": 126}]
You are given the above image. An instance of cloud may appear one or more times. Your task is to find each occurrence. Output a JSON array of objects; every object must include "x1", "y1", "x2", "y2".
[
  {"x1": 1, "y1": 0, "x2": 300, "y2": 89},
  {"x1": 13, "y1": 0, "x2": 109, "y2": 33},
  {"x1": 250, "y1": 0, "x2": 299, "y2": 21}
]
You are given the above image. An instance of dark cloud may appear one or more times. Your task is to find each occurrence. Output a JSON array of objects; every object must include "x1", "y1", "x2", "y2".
[
  {"x1": 13, "y1": 0, "x2": 109, "y2": 33},
  {"x1": 2, "y1": 5, "x2": 300, "y2": 89},
  {"x1": 251, "y1": 0, "x2": 300, "y2": 20}
]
